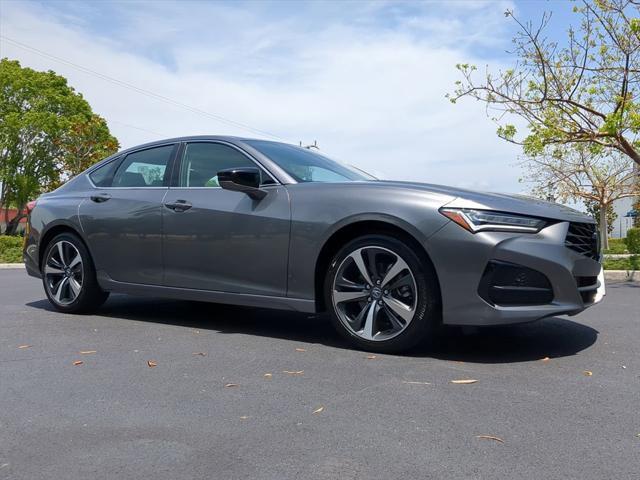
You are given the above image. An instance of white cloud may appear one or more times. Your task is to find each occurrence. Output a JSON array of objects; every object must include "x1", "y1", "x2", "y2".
[{"x1": 0, "y1": 0, "x2": 525, "y2": 192}]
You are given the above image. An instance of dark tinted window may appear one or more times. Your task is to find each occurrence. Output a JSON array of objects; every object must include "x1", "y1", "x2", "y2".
[
  {"x1": 112, "y1": 145, "x2": 174, "y2": 188},
  {"x1": 88, "y1": 157, "x2": 120, "y2": 187},
  {"x1": 245, "y1": 140, "x2": 374, "y2": 183},
  {"x1": 179, "y1": 142, "x2": 273, "y2": 187}
]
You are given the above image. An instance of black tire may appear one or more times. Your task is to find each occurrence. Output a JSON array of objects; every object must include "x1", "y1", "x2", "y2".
[
  {"x1": 324, "y1": 234, "x2": 440, "y2": 353},
  {"x1": 41, "y1": 232, "x2": 109, "y2": 313}
]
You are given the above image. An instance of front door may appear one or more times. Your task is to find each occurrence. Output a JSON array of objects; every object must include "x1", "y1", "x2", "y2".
[
  {"x1": 162, "y1": 141, "x2": 290, "y2": 296},
  {"x1": 79, "y1": 144, "x2": 177, "y2": 285}
]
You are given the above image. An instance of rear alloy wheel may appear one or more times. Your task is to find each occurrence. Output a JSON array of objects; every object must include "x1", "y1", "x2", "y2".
[
  {"x1": 44, "y1": 240, "x2": 84, "y2": 306},
  {"x1": 42, "y1": 233, "x2": 109, "y2": 313},
  {"x1": 325, "y1": 234, "x2": 440, "y2": 353}
]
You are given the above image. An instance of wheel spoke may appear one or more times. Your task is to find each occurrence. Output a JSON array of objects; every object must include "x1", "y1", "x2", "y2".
[
  {"x1": 56, "y1": 242, "x2": 67, "y2": 266},
  {"x1": 359, "y1": 302, "x2": 379, "y2": 340},
  {"x1": 348, "y1": 301, "x2": 370, "y2": 330},
  {"x1": 366, "y1": 249, "x2": 379, "y2": 281},
  {"x1": 68, "y1": 277, "x2": 82, "y2": 298},
  {"x1": 333, "y1": 290, "x2": 368, "y2": 304},
  {"x1": 53, "y1": 277, "x2": 69, "y2": 302},
  {"x1": 384, "y1": 304, "x2": 407, "y2": 331},
  {"x1": 383, "y1": 296, "x2": 414, "y2": 323},
  {"x1": 45, "y1": 264, "x2": 64, "y2": 275},
  {"x1": 67, "y1": 252, "x2": 82, "y2": 269},
  {"x1": 386, "y1": 273, "x2": 413, "y2": 291},
  {"x1": 349, "y1": 250, "x2": 373, "y2": 286},
  {"x1": 381, "y1": 256, "x2": 409, "y2": 288},
  {"x1": 335, "y1": 277, "x2": 366, "y2": 290}
]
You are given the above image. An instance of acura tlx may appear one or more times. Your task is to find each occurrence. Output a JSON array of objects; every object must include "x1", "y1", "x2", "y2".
[{"x1": 23, "y1": 136, "x2": 605, "y2": 352}]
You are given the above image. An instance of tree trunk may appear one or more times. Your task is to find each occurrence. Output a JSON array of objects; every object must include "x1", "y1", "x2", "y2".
[{"x1": 599, "y1": 200, "x2": 609, "y2": 252}]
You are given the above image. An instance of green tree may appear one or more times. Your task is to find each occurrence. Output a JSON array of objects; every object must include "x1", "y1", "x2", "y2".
[
  {"x1": 633, "y1": 196, "x2": 640, "y2": 226},
  {"x1": 0, "y1": 58, "x2": 119, "y2": 235},
  {"x1": 450, "y1": 0, "x2": 640, "y2": 167}
]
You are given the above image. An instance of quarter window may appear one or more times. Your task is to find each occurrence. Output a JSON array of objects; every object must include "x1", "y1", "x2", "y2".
[
  {"x1": 178, "y1": 142, "x2": 273, "y2": 188},
  {"x1": 89, "y1": 157, "x2": 121, "y2": 187},
  {"x1": 112, "y1": 145, "x2": 174, "y2": 188}
]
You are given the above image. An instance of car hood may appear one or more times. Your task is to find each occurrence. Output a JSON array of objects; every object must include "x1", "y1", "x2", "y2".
[{"x1": 370, "y1": 180, "x2": 594, "y2": 224}]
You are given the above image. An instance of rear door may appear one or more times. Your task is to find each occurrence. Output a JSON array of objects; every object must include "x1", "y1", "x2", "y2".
[
  {"x1": 162, "y1": 141, "x2": 290, "y2": 296},
  {"x1": 79, "y1": 143, "x2": 177, "y2": 285}
]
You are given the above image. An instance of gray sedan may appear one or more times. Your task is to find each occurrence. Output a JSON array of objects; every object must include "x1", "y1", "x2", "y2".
[{"x1": 23, "y1": 136, "x2": 605, "y2": 352}]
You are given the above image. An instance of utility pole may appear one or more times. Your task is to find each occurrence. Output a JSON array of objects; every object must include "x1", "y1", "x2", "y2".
[{"x1": 299, "y1": 140, "x2": 319, "y2": 150}]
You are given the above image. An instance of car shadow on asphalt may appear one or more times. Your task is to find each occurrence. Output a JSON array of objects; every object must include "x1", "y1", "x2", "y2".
[{"x1": 27, "y1": 293, "x2": 599, "y2": 364}]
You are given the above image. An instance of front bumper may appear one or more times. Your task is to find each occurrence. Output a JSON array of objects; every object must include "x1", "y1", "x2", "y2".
[{"x1": 427, "y1": 221, "x2": 604, "y2": 326}]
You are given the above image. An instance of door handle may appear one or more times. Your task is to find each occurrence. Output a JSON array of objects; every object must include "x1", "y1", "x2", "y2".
[
  {"x1": 164, "y1": 200, "x2": 192, "y2": 212},
  {"x1": 90, "y1": 193, "x2": 111, "y2": 203}
]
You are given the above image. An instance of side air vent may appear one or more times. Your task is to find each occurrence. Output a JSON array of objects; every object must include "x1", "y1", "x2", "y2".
[{"x1": 478, "y1": 261, "x2": 554, "y2": 306}]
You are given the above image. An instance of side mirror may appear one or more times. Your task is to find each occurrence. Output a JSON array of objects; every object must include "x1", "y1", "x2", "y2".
[{"x1": 217, "y1": 167, "x2": 267, "y2": 200}]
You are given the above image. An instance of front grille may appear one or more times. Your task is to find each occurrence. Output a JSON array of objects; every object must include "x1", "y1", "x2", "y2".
[{"x1": 565, "y1": 222, "x2": 599, "y2": 260}]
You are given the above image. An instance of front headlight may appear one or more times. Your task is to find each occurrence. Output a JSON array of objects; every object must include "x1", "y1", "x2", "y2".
[{"x1": 439, "y1": 208, "x2": 548, "y2": 233}]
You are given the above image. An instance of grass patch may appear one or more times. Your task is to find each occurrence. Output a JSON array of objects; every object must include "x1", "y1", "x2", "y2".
[
  {"x1": 603, "y1": 256, "x2": 639, "y2": 271},
  {"x1": 0, "y1": 235, "x2": 23, "y2": 263},
  {"x1": 604, "y1": 238, "x2": 628, "y2": 254}
]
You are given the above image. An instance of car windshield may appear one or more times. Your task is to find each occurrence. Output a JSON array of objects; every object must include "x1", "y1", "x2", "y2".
[{"x1": 245, "y1": 140, "x2": 375, "y2": 183}]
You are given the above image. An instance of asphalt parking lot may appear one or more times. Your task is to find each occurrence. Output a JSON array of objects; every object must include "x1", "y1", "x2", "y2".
[{"x1": 0, "y1": 269, "x2": 638, "y2": 480}]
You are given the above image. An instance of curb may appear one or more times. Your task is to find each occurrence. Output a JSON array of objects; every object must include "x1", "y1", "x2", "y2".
[
  {"x1": 0, "y1": 263, "x2": 25, "y2": 269},
  {"x1": 604, "y1": 270, "x2": 639, "y2": 283}
]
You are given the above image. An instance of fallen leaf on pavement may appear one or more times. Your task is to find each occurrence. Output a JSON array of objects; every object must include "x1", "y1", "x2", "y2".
[
  {"x1": 451, "y1": 379, "x2": 477, "y2": 384},
  {"x1": 73, "y1": 360, "x2": 83, "y2": 366},
  {"x1": 295, "y1": 348, "x2": 307, "y2": 352},
  {"x1": 476, "y1": 435, "x2": 504, "y2": 444},
  {"x1": 402, "y1": 381, "x2": 431, "y2": 385},
  {"x1": 147, "y1": 360, "x2": 157, "y2": 368},
  {"x1": 224, "y1": 383, "x2": 239, "y2": 388},
  {"x1": 79, "y1": 350, "x2": 96, "y2": 355},
  {"x1": 264, "y1": 373, "x2": 273, "y2": 379},
  {"x1": 283, "y1": 370, "x2": 304, "y2": 375},
  {"x1": 18, "y1": 345, "x2": 32, "y2": 349},
  {"x1": 192, "y1": 352, "x2": 207, "y2": 356},
  {"x1": 366, "y1": 355, "x2": 377, "y2": 360},
  {"x1": 541, "y1": 357, "x2": 550, "y2": 362},
  {"x1": 583, "y1": 370, "x2": 593, "y2": 376},
  {"x1": 313, "y1": 406, "x2": 324, "y2": 414}
]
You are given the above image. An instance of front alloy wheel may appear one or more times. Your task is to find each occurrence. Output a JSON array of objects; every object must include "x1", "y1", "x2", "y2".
[
  {"x1": 332, "y1": 246, "x2": 417, "y2": 341},
  {"x1": 325, "y1": 234, "x2": 440, "y2": 353}
]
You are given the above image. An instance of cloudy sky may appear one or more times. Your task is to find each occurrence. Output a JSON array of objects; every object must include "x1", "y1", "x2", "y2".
[{"x1": 0, "y1": 0, "x2": 575, "y2": 192}]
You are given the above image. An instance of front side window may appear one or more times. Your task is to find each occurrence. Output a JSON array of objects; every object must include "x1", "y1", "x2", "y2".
[
  {"x1": 245, "y1": 140, "x2": 374, "y2": 183},
  {"x1": 178, "y1": 142, "x2": 272, "y2": 188},
  {"x1": 112, "y1": 145, "x2": 174, "y2": 188}
]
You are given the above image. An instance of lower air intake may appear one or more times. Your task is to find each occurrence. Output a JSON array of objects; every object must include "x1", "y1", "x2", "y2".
[{"x1": 478, "y1": 261, "x2": 554, "y2": 306}]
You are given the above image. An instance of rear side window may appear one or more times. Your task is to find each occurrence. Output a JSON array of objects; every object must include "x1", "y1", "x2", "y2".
[
  {"x1": 89, "y1": 157, "x2": 120, "y2": 187},
  {"x1": 178, "y1": 142, "x2": 273, "y2": 187},
  {"x1": 112, "y1": 145, "x2": 174, "y2": 188}
]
